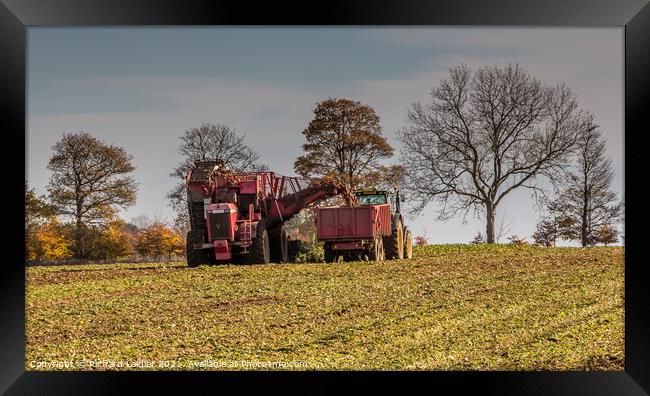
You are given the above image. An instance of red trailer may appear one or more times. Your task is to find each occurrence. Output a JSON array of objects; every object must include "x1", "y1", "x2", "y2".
[{"x1": 315, "y1": 190, "x2": 413, "y2": 262}]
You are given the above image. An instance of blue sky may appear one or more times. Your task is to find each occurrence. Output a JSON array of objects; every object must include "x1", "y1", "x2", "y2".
[{"x1": 27, "y1": 27, "x2": 624, "y2": 244}]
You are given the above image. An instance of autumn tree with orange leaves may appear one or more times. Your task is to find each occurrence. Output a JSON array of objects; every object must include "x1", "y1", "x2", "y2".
[
  {"x1": 294, "y1": 98, "x2": 404, "y2": 201},
  {"x1": 30, "y1": 219, "x2": 73, "y2": 261},
  {"x1": 26, "y1": 182, "x2": 72, "y2": 261},
  {"x1": 94, "y1": 219, "x2": 135, "y2": 259},
  {"x1": 414, "y1": 236, "x2": 429, "y2": 246},
  {"x1": 47, "y1": 132, "x2": 137, "y2": 258},
  {"x1": 135, "y1": 222, "x2": 184, "y2": 259}
]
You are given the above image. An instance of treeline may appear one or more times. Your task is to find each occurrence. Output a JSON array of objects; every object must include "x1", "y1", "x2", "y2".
[
  {"x1": 397, "y1": 64, "x2": 622, "y2": 246},
  {"x1": 25, "y1": 131, "x2": 184, "y2": 263},
  {"x1": 26, "y1": 62, "x2": 623, "y2": 262},
  {"x1": 26, "y1": 186, "x2": 184, "y2": 262},
  {"x1": 288, "y1": 66, "x2": 622, "y2": 247}
]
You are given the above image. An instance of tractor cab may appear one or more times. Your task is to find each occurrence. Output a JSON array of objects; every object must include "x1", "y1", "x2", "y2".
[{"x1": 354, "y1": 190, "x2": 403, "y2": 214}]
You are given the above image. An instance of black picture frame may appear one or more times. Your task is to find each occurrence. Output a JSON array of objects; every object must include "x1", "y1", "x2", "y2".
[{"x1": 2, "y1": 0, "x2": 648, "y2": 393}]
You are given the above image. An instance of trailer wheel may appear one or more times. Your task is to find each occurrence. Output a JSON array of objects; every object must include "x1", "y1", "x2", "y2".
[
  {"x1": 247, "y1": 220, "x2": 271, "y2": 264},
  {"x1": 186, "y1": 230, "x2": 208, "y2": 267},
  {"x1": 403, "y1": 227, "x2": 413, "y2": 259},
  {"x1": 384, "y1": 219, "x2": 404, "y2": 260}
]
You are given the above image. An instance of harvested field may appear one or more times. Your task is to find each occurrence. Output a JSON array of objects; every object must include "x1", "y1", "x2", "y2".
[{"x1": 25, "y1": 244, "x2": 624, "y2": 370}]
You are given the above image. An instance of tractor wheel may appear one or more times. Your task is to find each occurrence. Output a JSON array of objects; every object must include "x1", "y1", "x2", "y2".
[
  {"x1": 403, "y1": 227, "x2": 413, "y2": 259},
  {"x1": 324, "y1": 243, "x2": 337, "y2": 263},
  {"x1": 247, "y1": 220, "x2": 271, "y2": 264},
  {"x1": 186, "y1": 230, "x2": 208, "y2": 268},
  {"x1": 384, "y1": 219, "x2": 404, "y2": 260},
  {"x1": 269, "y1": 226, "x2": 289, "y2": 263},
  {"x1": 367, "y1": 236, "x2": 385, "y2": 262}
]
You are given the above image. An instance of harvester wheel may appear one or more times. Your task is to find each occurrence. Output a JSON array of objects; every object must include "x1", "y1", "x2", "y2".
[
  {"x1": 247, "y1": 220, "x2": 271, "y2": 264},
  {"x1": 384, "y1": 219, "x2": 404, "y2": 260},
  {"x1": 403, "y1": 227, "x2": 413, "y2": 259},
  {"x1": 186, "y1": 230, "x2": 208, "y2": 268}
]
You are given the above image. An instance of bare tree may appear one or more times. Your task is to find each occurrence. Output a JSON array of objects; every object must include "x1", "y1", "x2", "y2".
[
  {"x1": 552, "y1": 126, "x2": 622, "y2": 246},
  {"x1": 130, "y1": 214, "x2": 153, "y2": 230},
  {"x1": 398, "y1": 64, "x2": 594, "y2": 243},
  {"x1": 167, "y1": 123, "x2": 267, "y2": 233},
  {"x1": 47, "y1": 132, "x2": 137, "y2": 258}
]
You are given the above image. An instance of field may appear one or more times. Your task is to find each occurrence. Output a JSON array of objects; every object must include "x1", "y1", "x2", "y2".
[{"x1": 26, "y1": 244, "x2": 624, "y2": 371}]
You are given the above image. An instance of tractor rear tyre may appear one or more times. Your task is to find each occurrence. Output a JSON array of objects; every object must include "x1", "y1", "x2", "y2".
[
  {"x1": 186, "y1": 230, "x2": 208, "y2": 268},
  {"x1": 384, "y1": 219, "x2": 404, "y2": 260},
  {"x1": 247, "y1": 220, "x2": 271, "y2": 264},
  {"x1": 403, "y1": 227, "x2": 413, "y2": 259}
]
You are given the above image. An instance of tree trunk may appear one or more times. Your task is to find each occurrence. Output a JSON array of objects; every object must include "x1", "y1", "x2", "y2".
[
  {"x1": 581, "y1": 201, "x2": 589, "y2": 247},
  {"x1": 75, "y1": 216, "x2": 84, "y2": 259},
  {"x1": 75, "y1": 195, "x2": 84, "y2": 258},
  {"x1": 582, "y1": 178, "x2": 589, "y2": 247},
  {"x1": 485, "y1": 203, "x2": 496, "y2": 243}
]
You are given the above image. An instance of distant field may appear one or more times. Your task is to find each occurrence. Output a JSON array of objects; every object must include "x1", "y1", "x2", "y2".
[{"x1": 26, "y1": 244, "x2": 624, "y2": 370}]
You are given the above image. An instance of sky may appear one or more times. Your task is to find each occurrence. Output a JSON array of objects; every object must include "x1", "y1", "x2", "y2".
[{"x1": 26, "y1": 27, "x2": 624, "y2": 245}]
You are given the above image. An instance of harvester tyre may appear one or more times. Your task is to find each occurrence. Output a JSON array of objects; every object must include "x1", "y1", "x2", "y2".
[
  {"x1": 403, "y1": 227, "x2": 413, "y2": 259},
  {"x1": 186, "y1": 230, "x2": 208, "y2": 268},
  {"x1": 384, "y1": 219, "x2": 404, "y2": 260},
  {"x1": 247, "y1": 220, "x2": 271, "y2": 264}
]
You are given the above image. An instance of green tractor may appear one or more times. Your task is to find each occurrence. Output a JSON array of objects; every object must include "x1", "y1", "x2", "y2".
[{"x1": 354, "y1": 189, "x2": 413, "y2": 260}]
